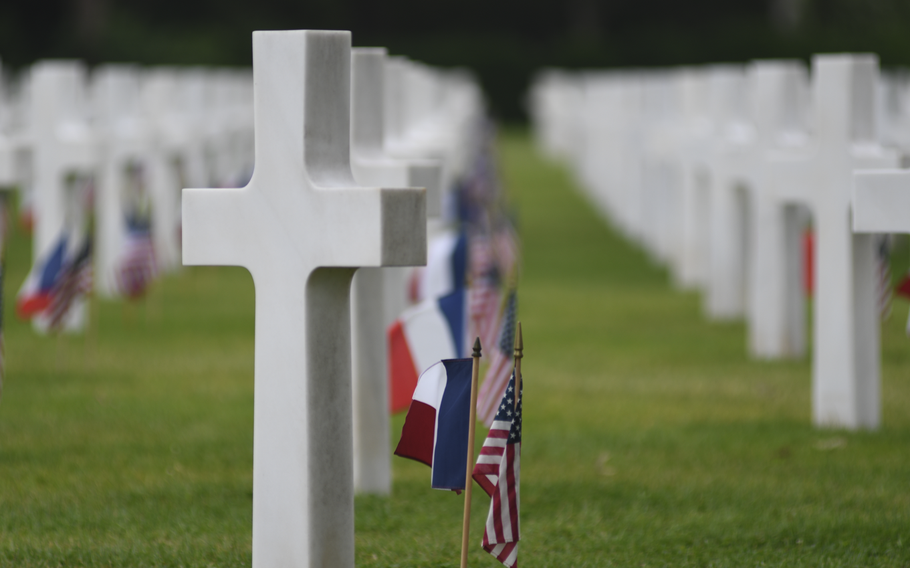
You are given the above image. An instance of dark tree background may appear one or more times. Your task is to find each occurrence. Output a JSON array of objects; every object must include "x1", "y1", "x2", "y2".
[{"x1": 2, "y1": 0, "x2": 910, "y2": 122}]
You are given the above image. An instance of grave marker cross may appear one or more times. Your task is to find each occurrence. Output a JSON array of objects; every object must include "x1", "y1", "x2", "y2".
[
  {"x1": 854, "y1": 167, "x2": 910, "y2": 334},
  {"x1": 762, "y1": 55, "x2": 898, "y2": 429},
  {"x1": 349, "y1": 47, "x2": 441, "y2": 495},
  {"x1": 182, "y1": 30, "x2": 426, "y2": 568},
  {"x1": 854, "y1": 171, "x2": 910, "y2": 234},
  {"x1": 747, "y1": 60, "x2": 810, "y2": 360}
]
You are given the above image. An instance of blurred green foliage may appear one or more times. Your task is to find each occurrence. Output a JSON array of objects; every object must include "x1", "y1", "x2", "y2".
[{"x1": 3, "y1": 0, "x2": 910, "y2": 122}]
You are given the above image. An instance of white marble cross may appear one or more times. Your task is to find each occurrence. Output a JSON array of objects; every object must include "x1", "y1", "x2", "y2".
[
  {"x1": 28, "y1": 61, "x2": 97, "y2": 331},
  {"x1": 182, "y1": 30, "x2": 426, "y2": 567},
  {"x1": 705, "y1": 65, "x2": 753, "y2": 320},
  {"x1": 747, "y1": 60, "x2": 811, "y2": 360},
  {"x1": 142, "y1": 67, "x2": 209, "y2": 272},
  {"x1": 676, "y1": 68, "x2": 714, "y2": 290},
  {"x1": 29, "y1": 62, "x2": 97, "y2": 266},
  {"x1": 854, "y1": 167, "x2": 910, "y2": 332},
  {"x1": 384, "y1": 57, "x2": 482, "y2": 218},
  {"x1": 92, "y1": 65, "x2": 153, "y2": 297},
  {"x1": 349, "y1": 47, "x2": 440, "y2": 495},
  {"x1": 760, "y1": 54, "x2": 898, "y2": 429},
  {"x1": 854, "y1": 171, "x2": 910, "y2": 233},
  {"x1": 0, "y1": 61, "x2": 16, "y2": 188}
]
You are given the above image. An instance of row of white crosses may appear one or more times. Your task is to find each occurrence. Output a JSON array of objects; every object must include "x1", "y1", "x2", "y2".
[
  {"x1": 185, "y1": 29, "x2": 484, "y2": 567},
  {"x1": 2, "y1": 28, "x2": 479, "y2": 564},
  {"x1": 0, "y1": 61, "x2": 254, "y2": 312},
  {"x1": 351, "y1": 50, "x2": 483, "y2": 494},
  {"x1": 531, "y1": 54, "x2": 904, "y2": 430}
]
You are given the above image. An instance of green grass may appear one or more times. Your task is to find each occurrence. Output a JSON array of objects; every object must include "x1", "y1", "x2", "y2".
[{"x1": 2, "y1": 131, "x2": 910, "y2": 566}]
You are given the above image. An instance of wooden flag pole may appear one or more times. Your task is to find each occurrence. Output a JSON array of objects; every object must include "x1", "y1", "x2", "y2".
[
  {"x1": 513, "y1": 322, "x2": 523, "y2": 410},
  {"x1": 460, "y1": 337, "x2": 482, "y2": 568}
]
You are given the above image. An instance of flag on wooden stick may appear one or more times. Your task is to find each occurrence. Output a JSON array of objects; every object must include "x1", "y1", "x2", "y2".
[
  {"x1": 472, "y1": 344, "x2": 522, "y2": 567},
  {"x1": 394, "y1": 359, "x2": 474, "y2": 491}
]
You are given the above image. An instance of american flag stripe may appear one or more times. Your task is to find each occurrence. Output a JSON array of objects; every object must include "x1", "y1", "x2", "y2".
[
  {"x1": 480, "y1": 440, "x2": 520, "y2": 567},
  {"x1": 118, "y1": 232, "x2": 157, "y2": 299},
  {"x1": 476, "y1": 290, "x2": 517, "y2": 426},
  {"x1": 494, "y1": 226, "x2": 519, "y2": 284},
  {"x1": 877, "y1": 239, "x2": 891, "y2": 320},
  {"x1": 473, "y1": 372, "x2": 521, "y2": 567},
  {"x1": 469, "y1": 236, "x2": 494, "y2": 277},
  {"x1": 477, "y1": 349, "x2": 513, "y2": 426},
  {"x1": 469, "y1": 283, "x2": 501, "y2": 351},
  {"x1": 47, "y1": 241, "x2": 92, "y2": 332}
]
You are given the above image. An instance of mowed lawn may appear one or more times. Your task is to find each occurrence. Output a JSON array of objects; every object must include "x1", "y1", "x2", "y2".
[{"x1": 1, "y1": 130, "x2": 909, "y2": 567}]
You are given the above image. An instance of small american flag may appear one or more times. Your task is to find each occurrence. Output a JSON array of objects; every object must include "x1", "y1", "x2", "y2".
[
  {"x1": 876, "y1": 235, "x2": 892, "y2": 320},
  {"x1": 470, "y1": 279, "x2": 501, "y2": 354},
  {"x1": 117, "y1": 228, "x2": 157, "y2": 299},
  {"x1": 47, "y1": 239, "x2": 92, "y2": 332},
  {"x1": 473, "y1": 371, "x2": 522, "y2": 568},
  {"x1": 476, "y1": 290, "x2": 517, "y2": 426},
  {"x1": 494, "y1": 224, "x2": 519, "y2": 287},
  {"x1": 469, "y1": 235, "x2": 502, "y2": 350}
]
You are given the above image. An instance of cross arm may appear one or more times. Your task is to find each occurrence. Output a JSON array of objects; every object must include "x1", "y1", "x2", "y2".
[
  {"x1": 853, "y1": 169, "x2": 910, "y2": 233},
  {"x1": 183, "y1": 186, "x2": 264, "y2": 269},
  {"x1": 379, "y1": 186, "x2": 426, "y2": 266},
  {"x1": 304, "y1": 185, "x2": 426, "y2": 268},
  {"x1": 407, "y1": 161, "x2": 442, "y2": 219},
  {"x1": 765, "y1": 149, "x2": 817, "y2": 202}
]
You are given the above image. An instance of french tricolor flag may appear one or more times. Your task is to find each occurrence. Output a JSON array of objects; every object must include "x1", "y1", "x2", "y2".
[
  {"x1": 394, "y1": 359, "x2": 473, "y2": 491},
  {"x1": 16, "y1": 234, "x2": 68, "y2": 319},
  {"x1": 388, "y1": 287, "x2": 467, "y2": 413}
]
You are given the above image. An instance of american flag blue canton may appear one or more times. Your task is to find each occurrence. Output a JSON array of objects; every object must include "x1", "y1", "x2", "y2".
[{"x1": 495, "y1": 376, "x2": 522, "y2": 445}]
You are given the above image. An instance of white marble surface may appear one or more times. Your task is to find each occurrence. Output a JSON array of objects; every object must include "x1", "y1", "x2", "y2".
[
  {"x1": 183, "y1": 30, "x2": 426, "y2": 567},
  {"x1": 349, "y1": 47, "x2": 438, "y2": 496}
]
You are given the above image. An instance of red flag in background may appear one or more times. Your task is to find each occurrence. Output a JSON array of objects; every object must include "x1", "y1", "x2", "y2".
[{"x1": 896, "y1": 271, "x2": 910, "y2": 300}]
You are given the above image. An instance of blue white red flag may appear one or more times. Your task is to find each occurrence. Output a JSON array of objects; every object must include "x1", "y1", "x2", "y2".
[
  {"x1": 473, "y1": 371, "x2": 522, "y2": 567},
  {"x1": 16, "y1": 234, "x2": 69, "y2": 319},
  {"x1": 394, "y1": 359, "x2": 474, "y2": 491},
  {"x1": 388, "y1": 287, "x2": 467, "y2": 413}
]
